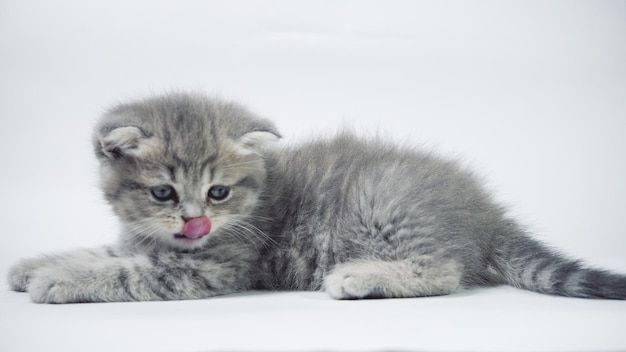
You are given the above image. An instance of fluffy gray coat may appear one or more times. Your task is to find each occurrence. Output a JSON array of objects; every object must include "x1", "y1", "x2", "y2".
[{"x1": 8, "y1": 93, "x2": 626, "y2": 303}]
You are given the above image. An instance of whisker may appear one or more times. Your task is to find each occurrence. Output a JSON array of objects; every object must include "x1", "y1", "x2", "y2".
[
  {"x1": 121, "y1": 220, "x2": 170, "y2": 249},
  {"x1": 222, "y1": 225, "x2": 259, "y2": 250},
  {"x1": 224, "y1": 218, "x2": 280, "y2": 250},
  {"x1": 218, "y1": 160, "x2": 263, "y2": 168}
]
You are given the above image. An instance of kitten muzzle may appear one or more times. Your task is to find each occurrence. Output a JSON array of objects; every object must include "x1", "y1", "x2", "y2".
[{"x1": 180, "y1": 216, "x2": 212, "y2": 239}]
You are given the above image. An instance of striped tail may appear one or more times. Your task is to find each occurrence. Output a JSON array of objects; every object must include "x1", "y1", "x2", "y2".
[{"x1": 492, "y1": 228, "x2": 626, "y2": 299}]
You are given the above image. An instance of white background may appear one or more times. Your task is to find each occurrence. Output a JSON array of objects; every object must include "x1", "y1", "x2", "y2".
[{"x1": 1, "y1": 1, "x2": 625, "y2": 351}]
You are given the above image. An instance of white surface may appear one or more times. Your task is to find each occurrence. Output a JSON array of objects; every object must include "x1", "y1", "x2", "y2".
[
  {"x1": 2, "y1": 287, "x2": 626, "y2": 352},
  {"x1": 1, "y1": 1, "x2": 626, "y2": 351}
]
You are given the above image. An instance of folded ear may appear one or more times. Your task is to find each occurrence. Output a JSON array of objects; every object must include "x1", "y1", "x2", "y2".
[
  {"x1": 98, "y1": 126, "x2": 161, "y2": 160},
  {"x1": 234, "y1": 130, "x2": 280, "y2": 155}
]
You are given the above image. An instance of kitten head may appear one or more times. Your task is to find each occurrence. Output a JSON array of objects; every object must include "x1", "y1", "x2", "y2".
[{"x1": 93, "y1": 93, "x2": 280, "y2": 250}]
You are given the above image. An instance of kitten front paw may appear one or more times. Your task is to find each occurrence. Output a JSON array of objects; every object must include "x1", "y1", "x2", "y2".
[
  {"x1": 7, "y1": 257, "x2": 50, "y2": 292},
  {"x1": 28, "y1": 267, "x2": 85, "y2": 304}
]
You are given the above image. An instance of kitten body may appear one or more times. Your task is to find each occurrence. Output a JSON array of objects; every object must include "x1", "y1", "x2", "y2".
[{"x1": 8, "y1": 93, "x2": 626, "y2": 303}]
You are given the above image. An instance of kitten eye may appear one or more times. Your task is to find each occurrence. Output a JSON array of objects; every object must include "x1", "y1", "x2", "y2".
[
  {"x1": 208, "y1": 185, "x2": 230, "y2": 201},
  {"x1": 150, "y1": 185, "x2": 178, "y2": 202}
]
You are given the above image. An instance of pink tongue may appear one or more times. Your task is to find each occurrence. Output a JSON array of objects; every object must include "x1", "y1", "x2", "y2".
[{"x1": 181, "y1": 216, "x2": 212, "y2": 239}]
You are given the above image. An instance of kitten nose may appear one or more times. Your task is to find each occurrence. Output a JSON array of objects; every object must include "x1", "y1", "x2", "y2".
[
  {"x1": 181, "y1": 204, "x2": 204, "y2": 220},
  {"x1": 181, "y1": 216, "x2": 212, "y2": 239}
]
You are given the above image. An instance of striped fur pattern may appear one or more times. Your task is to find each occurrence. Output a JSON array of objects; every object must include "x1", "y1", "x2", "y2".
[{"x1": 8, "y1": 93, "x2": 626, "y2": 303}]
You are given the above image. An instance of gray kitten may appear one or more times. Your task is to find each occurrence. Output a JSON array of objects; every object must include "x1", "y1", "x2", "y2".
[{"x1": 8, "y1": 93, "x2": 626, "y2": 303}]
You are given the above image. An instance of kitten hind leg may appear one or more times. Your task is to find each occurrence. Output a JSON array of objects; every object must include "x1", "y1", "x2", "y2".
[{"x1": 324, "y1": 258, "x2": 461, "y2": 299}]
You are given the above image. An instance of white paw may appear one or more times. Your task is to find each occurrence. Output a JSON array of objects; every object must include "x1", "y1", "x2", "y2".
[
  {"x1": 28, "y1": 267, "x2": 84, "y2": 304},
  {"x1": 7, "y1": 257, "x2": 52, "y2": 292},
  {"x1": 324, "y1": 264, "x2": 386, "y2": 300},
  {"x1": 324, "y1": 259, "x2": 462, "y2": 299}
]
